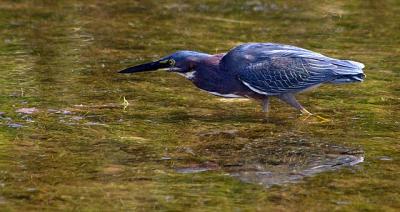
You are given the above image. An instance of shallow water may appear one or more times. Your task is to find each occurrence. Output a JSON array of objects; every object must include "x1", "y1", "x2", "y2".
[{"x1": 0, "y1": 0, "x2": 399, "y2": 211}]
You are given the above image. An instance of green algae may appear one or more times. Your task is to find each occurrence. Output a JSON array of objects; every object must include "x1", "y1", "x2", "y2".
[{"x1": 0, "y1": 0, "x2": 400, "y2": 211}]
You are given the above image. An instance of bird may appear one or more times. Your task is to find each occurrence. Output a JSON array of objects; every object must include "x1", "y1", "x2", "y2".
[{"x1": 119, "y1": 43, "x2": 365, "y2": 116}]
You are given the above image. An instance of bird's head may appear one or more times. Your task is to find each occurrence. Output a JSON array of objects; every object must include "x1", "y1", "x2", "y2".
[{"x1": 119, "y1": 51, "x2": 210, "y2": 75}]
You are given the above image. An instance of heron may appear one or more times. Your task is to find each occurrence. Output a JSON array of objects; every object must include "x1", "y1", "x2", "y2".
[{"x1": 119, "y1": 43, "x2": 365, "y2": 116}]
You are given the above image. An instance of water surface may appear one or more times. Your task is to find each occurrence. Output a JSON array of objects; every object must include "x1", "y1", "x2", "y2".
[{"x1": 0, "y1": 0, "x2": 399, "y2": 211}]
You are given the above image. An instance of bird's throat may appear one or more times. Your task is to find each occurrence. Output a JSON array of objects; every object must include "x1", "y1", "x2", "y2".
[{"x1": 176, "y1": 71, "x2": 197, "y2": 80}]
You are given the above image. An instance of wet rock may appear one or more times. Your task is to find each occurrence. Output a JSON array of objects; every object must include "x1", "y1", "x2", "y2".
[
  {"x1": 176, "y1": 162, "x2": 219, "y2": 174},
  {"x1": 256, "y1": 171, "x2": 273, "y2": 176},
  {"x1": 0, "y1": 117, "x2": 12, "y2": 121},
  {"x1": 334, "y1": 200, "x2": 351, "y2": 205},
  {"x1": 244, "y1": 1, "x2": 281, "y2": 12},
  {"x1": 47, "y1": 109, "x2": 58, "y2": 113},
  {"x1": 378, "y1": 156, "x2": 393, "y2": 161},
  {"x1": 22, "y1": 115, "x2": 35, "y2": 123},
  {"x1": 7, "y1": 123, "x2": 23, "y2": 128},
  {"x1": 16, "y1": 108, "x2": 38, "y2": 114},
  {"x1": 25, "y1": 118, "x2": 35, "y2": 123},
  {"x1": 176, "y1": 167, "x2": 211, "y2": 174},
  {"x1": 84, "y1": 122, "x2": 107, "y2": 126},
  {"x1": 48, "y1": 109, "x2": 73, "y2": 115},
  {"x1": 26, "y1": 188, "x2": 38, "y2": 193},
  {"x1": 60, "y1": 110, "x2": 73, "y2": 115},
  {"x1": 71, "y1": 116, "x2": 84, "y2": 121}
]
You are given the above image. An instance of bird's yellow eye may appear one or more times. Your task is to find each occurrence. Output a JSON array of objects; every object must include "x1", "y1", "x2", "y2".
[{"x1": 168, "y1": 59, "x2": 175, "y2": 66}]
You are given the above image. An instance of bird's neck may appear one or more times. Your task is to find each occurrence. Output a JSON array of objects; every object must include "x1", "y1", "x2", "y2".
[
  {"x1": 207, "y1": 53, "x2": 225, "y2": 64},
  {"x1": 191, "y1": 54, "x2": 234, "y2": 92},
  {"x1": 177, "y1": 54, "x2": 221, "y2": 81},
  {"x1": 195, "y1": 53, "x2": 225, "y2": 70}
]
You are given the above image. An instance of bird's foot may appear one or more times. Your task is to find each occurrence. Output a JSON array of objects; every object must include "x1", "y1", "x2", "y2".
[
  {"x1": 300, "y1": 108, "x2": 312, "y2": 116},
  {"x1": 300, "y1": 109, "x2": 330, "y2": 123},
  {"x1": 313, "y1": 114, "x2": 330, "y2": 123}
]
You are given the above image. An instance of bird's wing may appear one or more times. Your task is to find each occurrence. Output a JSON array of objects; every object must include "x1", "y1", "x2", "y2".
[{"x1": 220, "y1": 43, "x2": 349, "y2": 95}]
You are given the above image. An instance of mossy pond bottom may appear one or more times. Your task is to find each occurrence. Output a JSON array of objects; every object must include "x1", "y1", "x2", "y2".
[{"x1": 1, "y1": 0, "x2": 399, "y2": 211}]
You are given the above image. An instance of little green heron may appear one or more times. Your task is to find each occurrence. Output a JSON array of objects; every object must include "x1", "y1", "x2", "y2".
[{"x1": 119, "y1": 43, "x2": 365, "y2": 115}]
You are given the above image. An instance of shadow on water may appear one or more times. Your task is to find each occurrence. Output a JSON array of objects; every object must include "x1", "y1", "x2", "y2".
[{"x1": 175, "y1": 130, "x2": 363, "y2": 187}]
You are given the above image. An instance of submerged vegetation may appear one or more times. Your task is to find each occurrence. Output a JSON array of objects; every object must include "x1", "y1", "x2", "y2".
[{"x1": 0, "y1": 0, "x2": 399, "y2": 211}]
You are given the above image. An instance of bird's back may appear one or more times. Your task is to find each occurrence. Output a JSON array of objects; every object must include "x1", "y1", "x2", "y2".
[{"x1": 220, "y1": 43, "x2": 365, "y2": 95}]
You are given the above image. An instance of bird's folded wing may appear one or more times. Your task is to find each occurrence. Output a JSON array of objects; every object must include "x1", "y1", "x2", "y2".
[
  {"x1": 219, "y1": 43, "x2": 349, "y2": 95},
  {"x1": 238, "y1": 56, "x2": 338, "y2": 95}
]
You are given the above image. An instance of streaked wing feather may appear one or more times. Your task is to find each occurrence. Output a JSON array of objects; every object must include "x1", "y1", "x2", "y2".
[{"x1": 238, "y1": 57, "x2": 333, "y2": 95}]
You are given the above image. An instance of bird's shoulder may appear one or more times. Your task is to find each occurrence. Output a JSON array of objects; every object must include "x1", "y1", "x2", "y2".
[{"x1": 221, "y1": 43, "x2": 326, "y2": 67}]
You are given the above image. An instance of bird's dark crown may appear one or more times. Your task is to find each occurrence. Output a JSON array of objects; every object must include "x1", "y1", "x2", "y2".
[
  {"x1": 118, "y1": 50, "x2": 213, "y2": 74},
  {"x1": 160, "y1": 51, "x2": 210, "y2": 73}
]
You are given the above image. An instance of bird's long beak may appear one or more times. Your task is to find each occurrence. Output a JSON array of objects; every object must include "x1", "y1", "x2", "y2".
[{"x1": 119, "y1": 60, "x2": 170, "y2": 73}]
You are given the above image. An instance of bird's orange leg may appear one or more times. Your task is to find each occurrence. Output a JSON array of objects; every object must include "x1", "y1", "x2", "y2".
[
  {"x1": 278, "y1": 94, "x2": 330, "y2": 123},
  {"x1": 278, "y1": 93, "x2": 306, "y2": 112}
]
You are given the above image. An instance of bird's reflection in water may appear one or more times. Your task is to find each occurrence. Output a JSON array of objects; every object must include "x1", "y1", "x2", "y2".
[{"x1": 176, "y1": 130, "x2": 363, "y2": 187}]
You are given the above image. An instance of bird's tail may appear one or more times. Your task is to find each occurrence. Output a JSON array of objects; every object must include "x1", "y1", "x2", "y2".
[{"x1": 330, "y1": 60, "x2": 365, "y2": 84}]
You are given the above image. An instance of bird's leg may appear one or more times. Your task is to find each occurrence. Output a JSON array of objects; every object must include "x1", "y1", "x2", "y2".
[
  {"x1": 277, "y1": 93, "x2": 330, "y2": 122},
  {"x1": 262, "y1": 97, "x2": 270, "y2": 113},
  {"x1": 277, "y1": 93, "x2": 311, "y2": 115}
]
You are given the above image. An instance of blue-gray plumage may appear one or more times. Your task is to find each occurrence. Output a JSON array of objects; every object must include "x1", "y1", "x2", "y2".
[{"x1": 119, "y1": 43, "x2": 365, "y2": 115}]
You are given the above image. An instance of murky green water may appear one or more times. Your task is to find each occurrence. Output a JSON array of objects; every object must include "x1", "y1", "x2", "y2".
[{"x1": 0, "y1": 0, "x2": 399, "y2": 211}]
